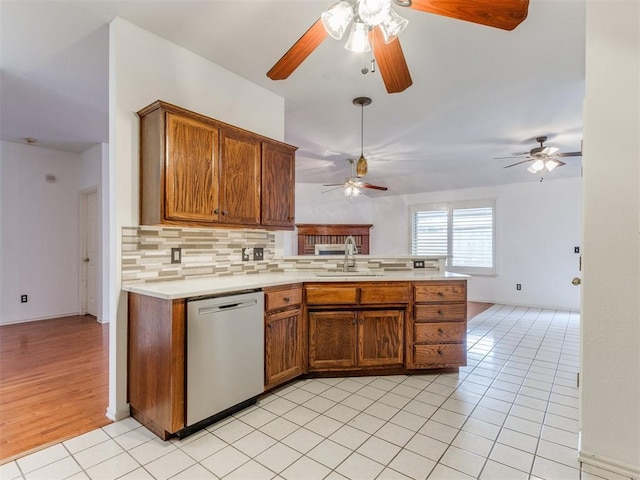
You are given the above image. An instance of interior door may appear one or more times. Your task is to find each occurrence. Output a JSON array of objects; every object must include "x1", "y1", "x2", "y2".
[{"x1": 83, "y1": 190, "x2": 98, "y2": 317}]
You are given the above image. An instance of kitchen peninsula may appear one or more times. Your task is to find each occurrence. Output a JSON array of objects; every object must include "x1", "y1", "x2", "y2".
[{"x1": 124, "y1": 266, "x2": 467, "y2": 440}]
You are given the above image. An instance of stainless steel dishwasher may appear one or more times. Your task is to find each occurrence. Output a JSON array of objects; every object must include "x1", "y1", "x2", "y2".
[{"x1": 186, "y1": 290, "x2": 264, "y2": 431}]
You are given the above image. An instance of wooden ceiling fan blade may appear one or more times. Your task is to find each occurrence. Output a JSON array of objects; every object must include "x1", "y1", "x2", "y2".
[
  {"x1": 503, "y1": 159, "x2": 533, "y2": 168},
  {"x1": 370, "y1": 28, "x2": 412, "y2": 94},
  {"x1": 408, "y1": 0, "x2": 529, "y2": 31},
  {"x1": 362, "y1": 183, "x2": 388, "y2": 191},
  {"x1": 557, "y1": 151, "x2": 582, "y2": 157},
  {"x1": 267, "y1": 19, "x2": 327, "y2": 80}
]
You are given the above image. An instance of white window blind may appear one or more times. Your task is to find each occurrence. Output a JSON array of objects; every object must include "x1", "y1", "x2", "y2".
[{"x1": 411, "y1": 200, "x2": 496, "y2": 275}]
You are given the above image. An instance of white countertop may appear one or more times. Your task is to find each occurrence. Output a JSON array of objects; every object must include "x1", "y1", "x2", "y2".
[{"x1": 122, "y1": 271, "x2": 468, "y2": 300}]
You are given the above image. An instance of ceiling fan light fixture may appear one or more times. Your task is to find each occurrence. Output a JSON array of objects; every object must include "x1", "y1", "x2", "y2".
[
  {"x1": 545, "y1": 159, "x2": 560, "y2": 171},
  {"x1": 379, "y1": 9, "x2": 409, "y2": 43},
  {"x1": 345, "y1": 21, "x2": 371, "y2": 52},
  {"x1": 321, "y1": 1, "x2": 354, "y2": 40},
  {"x1": 530, "y1": 159, "x2": 545, "y2": 172},
  {"x1": 358, "y1": 0, "x2": 391, "y2": 26},
  {"x1": 344, "y1": 178, "x2": 362, "y2": 198}
]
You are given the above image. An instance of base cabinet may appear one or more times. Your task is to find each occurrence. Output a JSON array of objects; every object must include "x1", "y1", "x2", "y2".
[
  {"x1": 409, "y1": 281, "x2": 467, "y2": 369},
  {"x1": 308, "y1": 309, "x2": 404, "y2": 371},
  {"x1": 264, "y1": 284, "x2": 305, "y2": 390}
]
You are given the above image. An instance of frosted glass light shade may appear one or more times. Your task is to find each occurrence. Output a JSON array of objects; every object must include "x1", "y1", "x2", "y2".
[
  {"x1": 345, "y1": 22, "x2": 371, "y2": 52},
  {"x1": 321, "y1": 1, "x2": 354, "y2": 40},
  {"x1": 358, "y1": 0, "x2": 391, "y2": 26},
  {"x1": 530, "y1": 159, "x2": 545, "y2": 172},
  {"x1": 379, "y1": 9, "x2": 408, "y2": 43},
  {"x1": 344, "y1": 184, "x2": 361, "y2": 197},
  {"x1": 545, "y1": 159, "x2": 560, "y2": 171}
]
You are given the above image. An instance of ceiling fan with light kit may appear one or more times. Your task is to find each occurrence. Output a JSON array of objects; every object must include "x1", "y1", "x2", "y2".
[
  {"x1": 323, "y1": 96, "x2": 388, "y2": 197},
  {"x1": 498, "y1": 136, "x2": 582, "y2": 179},
  {"x1": 267, "y1": 0, "x2": 530, "y2": 93}
]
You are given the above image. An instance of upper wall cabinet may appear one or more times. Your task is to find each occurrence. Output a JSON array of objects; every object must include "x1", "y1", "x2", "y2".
[{"x1": 138, "y1": 100, "x2": 297, "y2": 230}]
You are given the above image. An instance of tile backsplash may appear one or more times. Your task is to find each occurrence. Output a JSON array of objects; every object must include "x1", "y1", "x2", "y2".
[
  {"x1": 122, "y1": 226, "x2": 444, "y2": 285},
  {"x1": 122, "y1": 226, "x2": 276, "y2": 284}
]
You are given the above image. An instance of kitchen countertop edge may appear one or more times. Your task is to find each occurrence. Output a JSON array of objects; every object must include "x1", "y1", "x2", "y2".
[{"x1": 122, "y1": 271, "x2": 469, "y2": 300}]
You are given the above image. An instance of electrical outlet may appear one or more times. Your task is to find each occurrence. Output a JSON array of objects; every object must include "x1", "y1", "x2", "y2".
[
  {"x1": 516, "y1": 284, "x2": 522, "y2": 291},
  {"x1": 413, "y1": 260, "x2": 425, "y2": 269},
  {"x1": 253, "y1": 247, "x2": 264, "y2": 261},
  {"x1": 171, "y1": 247, "x2": 181, "y2": 264},
  {"x1": 21, "y1": 295, "x2": 28, "y2": 303},
  {"x1": 574, "y1": 246, "x2": 580, "y2": 254}
]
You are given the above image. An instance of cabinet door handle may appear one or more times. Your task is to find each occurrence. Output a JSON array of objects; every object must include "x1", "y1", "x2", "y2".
[
  {"x1": 214, "y1": 208, "x2": 220, "y2": 215},
  {"x1": 267, "y1": 324, "x2": 272, "y2": 329},
  {"x1": 438, "y1": 328, "x2": 444, "y2": 335}
]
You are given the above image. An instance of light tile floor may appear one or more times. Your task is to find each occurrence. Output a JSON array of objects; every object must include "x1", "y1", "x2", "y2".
[{"x1": 1, "y1": 305, "x2": 634, "y2": 480}]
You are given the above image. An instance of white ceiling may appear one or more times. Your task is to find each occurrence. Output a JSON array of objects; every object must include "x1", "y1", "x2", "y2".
[{"x1": 0, "y1": 0, "x2": 585, "y2": 195}]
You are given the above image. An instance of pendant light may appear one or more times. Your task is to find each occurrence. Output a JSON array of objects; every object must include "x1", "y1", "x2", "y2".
[{"x1": 353, "y1": 96, "x2": 372, "y2": 177}]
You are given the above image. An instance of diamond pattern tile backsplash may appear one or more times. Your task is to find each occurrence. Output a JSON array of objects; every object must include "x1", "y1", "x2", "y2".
[{"x1": 121, "y1": 226, "x2": 442, "y2": 285}]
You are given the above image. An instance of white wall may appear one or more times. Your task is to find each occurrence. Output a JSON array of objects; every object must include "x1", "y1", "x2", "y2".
[
  {"x1": 580, "y1": 1, "x2": 640, "y2": 476},
  {"x1": 0, "y1": 140, "x2": 100, "y2": 324},
  {"x1": 295, "y1": 178, "x2": 582, "y2": 310},
  {"x1": 109, "y1": 17, "x2": 286, "y2": 419}
]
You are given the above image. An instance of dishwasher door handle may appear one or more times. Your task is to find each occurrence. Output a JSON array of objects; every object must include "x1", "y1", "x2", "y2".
[{"x1": 198, "y1": 299, "x2": 257, "y2": 315}]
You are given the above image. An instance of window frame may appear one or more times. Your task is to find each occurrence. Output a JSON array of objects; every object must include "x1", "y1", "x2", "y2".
[{"x1": 410, "y1": 199, "x2": 497, "y2": 276}]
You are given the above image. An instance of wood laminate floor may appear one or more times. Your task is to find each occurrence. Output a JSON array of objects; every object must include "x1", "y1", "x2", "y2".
[{"x1": 0, "y1": 315, "x2": 111, "y2": 462}]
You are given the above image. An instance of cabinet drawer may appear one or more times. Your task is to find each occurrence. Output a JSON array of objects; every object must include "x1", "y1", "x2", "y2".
[
  {"x1": 360, "y1": 284, "x2": 410, "y2": 304},
  {"x1": 414, "y1": 344, "x2": 466, "y2": 366},
  {"x1": 265, "y1": 287, "x2": 302, "y2": 312},
  {"x1": 305, "y1": 286, "x2": 358, "y2": 305},
  {"x1": 414, "y1": 322, "x2": 466, "y2": 343},
  {"x1": 414, "y1": 282, "x2": 466, "y2": 302},
  {"x1": 414, "y1": 304, "x2": 466, "y2": 322}
]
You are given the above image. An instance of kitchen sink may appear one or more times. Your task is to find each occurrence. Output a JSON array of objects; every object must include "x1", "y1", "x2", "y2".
[{"x1": 314, "y1": 271, "x2": 383, "y2": 277}]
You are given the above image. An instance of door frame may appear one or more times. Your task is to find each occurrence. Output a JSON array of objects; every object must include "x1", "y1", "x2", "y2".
[{"x1": 79, "y1": 186, "x2": 100, "y2": 319}]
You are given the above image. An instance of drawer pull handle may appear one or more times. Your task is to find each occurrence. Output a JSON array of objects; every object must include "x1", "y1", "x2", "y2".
[
  {"x1": 437, "y1": 349, "x2": 444, "y2": 356},
  {"x1": 438, "y1": 310, "x2": 443, "y2": 315},
  {"x1": 438, "y1": 328, "x2": 444, "y2": 335},
  {"x1": 283, "y1": 297, "x2": 290, "y2": 303},
  {"x1": 214, "y1": 208, "x2": 219, "y2": 214},
  {"x1": 438, "y1": 292, "x2": 444, "y2": 297}
]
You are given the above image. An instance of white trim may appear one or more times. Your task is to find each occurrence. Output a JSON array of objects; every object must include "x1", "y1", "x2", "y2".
[
  {"x1": 0, "y1": 311, "x2": 83, "y2": 325},
  {"x1": 105, "y1": 404, "x2": 131, "y2": 422},
  {"x1": 79, "y1": 187, "x2": 99, "y2": 318},
  {"x1": 579, "y1": 449, "x2": 640, "y2": 479}
]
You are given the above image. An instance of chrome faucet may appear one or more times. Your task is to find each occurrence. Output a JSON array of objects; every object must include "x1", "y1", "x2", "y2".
[{"x1": 343, "y1": 236, "x2": 358, "y2": 272}]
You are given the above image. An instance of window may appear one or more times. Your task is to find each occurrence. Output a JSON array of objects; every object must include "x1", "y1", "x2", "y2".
[{"x1": 411, "y1": 200, "x2": 496, "y2": 275}]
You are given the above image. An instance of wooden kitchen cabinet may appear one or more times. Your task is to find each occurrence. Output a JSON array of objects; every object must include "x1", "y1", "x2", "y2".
[
  {"x1": 128, "y1": 293, "x2": 185, "y2": 439},
  {"x1": 262, "y1": 142, "x2": 295, "y2": 229},
  {"x1": 219, "y1": 129, "x2": 261, "y2": 225},
  {"x1": 409, "y1": 280, "x2": 467, "y2": 369},
  {"x1": 264, "y1": 284, "x2": 305, "y2": 390},
  {"x1": 138, "y1": 100, "x2": 296, "y2": 229},
  {"x1": 306, "y1": 282, "x2": 408, "y2": 371}
]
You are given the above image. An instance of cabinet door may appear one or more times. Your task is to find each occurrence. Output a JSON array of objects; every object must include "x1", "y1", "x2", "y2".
[
  {"x1": 358, "y1": 310, "x2": 404, "y2": 367},
  {"x1": 265, "y1": 308, "x2": 303, "y2": 389},
  {"x1": 165, "y1": 113, "x2": 219, "y2": 223},
  {"x1": 309, "y1": 311, "x2": 357, "y2": 370},
  {"x1": 219, "y1": 129, "x2": 261, "y2": 225},
  {"x1": 261, "y1": 142, "x2": 295, "y2": 228}
]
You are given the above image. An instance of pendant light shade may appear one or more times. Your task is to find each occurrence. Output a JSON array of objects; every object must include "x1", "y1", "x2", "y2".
[
  {"x1": 379, "y1": 9, "x2": 409, "y2": 43},
  {"x1": 357, "y1": 0, "x2": 391, "y2": 27}
]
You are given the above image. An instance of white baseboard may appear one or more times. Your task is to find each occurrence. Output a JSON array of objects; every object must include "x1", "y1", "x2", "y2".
[
  {"x1": 579, "y1": 449, "x2": 640, "y2": 479},
  {"x1": 0, "y1": 311, "x2": 81, "y2": 326},
  {"x1": 106, "y1": 404, "x2": 131, "y2": 422}
]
